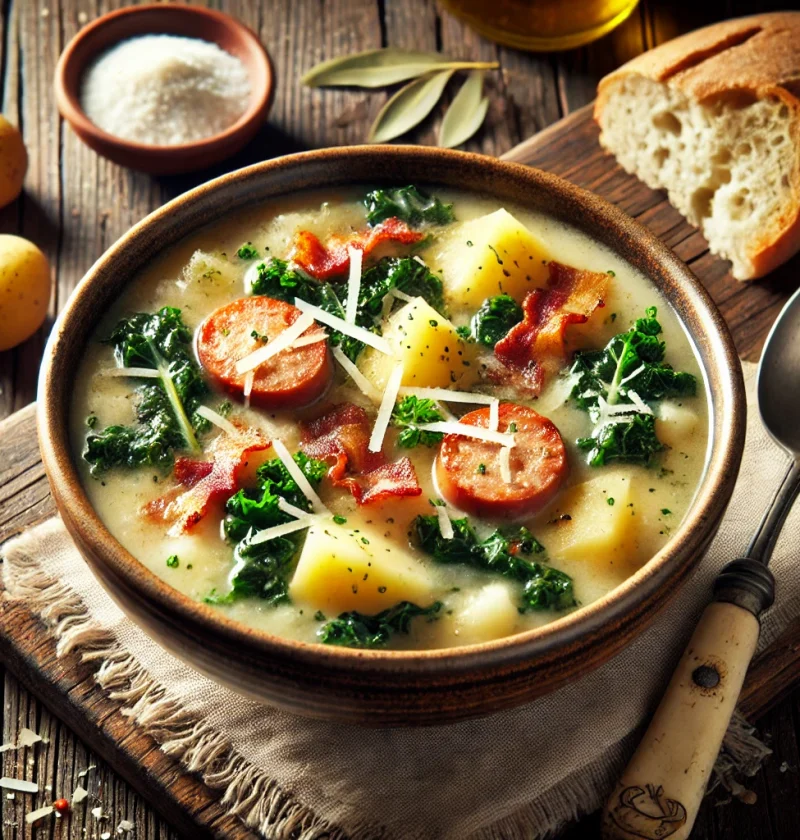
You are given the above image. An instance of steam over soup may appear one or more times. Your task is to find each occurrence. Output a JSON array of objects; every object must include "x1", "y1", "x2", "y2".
[{"x1": 72, "y1": 186, "x2": 708, "y2": 650}]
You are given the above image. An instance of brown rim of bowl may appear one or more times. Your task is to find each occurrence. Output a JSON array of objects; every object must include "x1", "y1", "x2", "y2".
[
  {"x1": 38, "y1": 145, "x2": 746, "y2": 678},
  {"x1": 54, "y1": 4, "x2": 274, "y2": 156}
]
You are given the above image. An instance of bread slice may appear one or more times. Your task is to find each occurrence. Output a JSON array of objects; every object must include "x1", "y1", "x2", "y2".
[{"x1": 594, "y1": 13, "x2": 800, "y2": 280}]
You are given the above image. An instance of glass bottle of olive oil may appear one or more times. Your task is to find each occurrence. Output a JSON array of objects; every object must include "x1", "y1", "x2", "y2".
[{"x1": 440, "y1": 0, "x2": 640, "y2": 51}]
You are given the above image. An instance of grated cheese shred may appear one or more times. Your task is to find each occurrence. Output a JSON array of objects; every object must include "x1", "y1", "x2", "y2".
[
  {"x1": 235, "y1": 312, "x2": 315, "y2": 375},
  {"x1": 369, "y1": 363, "x2": 404, "y2": 453}
]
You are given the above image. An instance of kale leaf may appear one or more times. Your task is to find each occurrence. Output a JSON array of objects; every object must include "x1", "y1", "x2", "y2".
[
  {"x1": 318, "y1": 601, "x2": 443, "y2": 648},
  {"x1": 577, "y1": 413, "x2": 664, "y2": 467},
  {"x1": 414, "y1": 515, "x2": 575, "y2": 612},
  {"x1": 359, "y1": 256, "x2": 445, "y2": 318},
  {"x1": 364, "y1": 185, "x2": 455, "y2": 228},
  {"x1": 391, "y1": 395, "x2": 445, "y2": 448},
  {"x1": 83, "y1": 307, "x2": 208, "y2": 476},
  {"x1": 569, "y1": 307, "x2": 697, "y2": 467},
  {"x1": 467, "y1": 294, "x2": 524, "y2": 348},
  {"x1": 209, "y1": 452, "x2": 328, "y2": 605}
]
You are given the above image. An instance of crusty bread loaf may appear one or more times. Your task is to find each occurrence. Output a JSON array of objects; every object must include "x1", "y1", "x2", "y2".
[{"x1": 594, "y1": 13, "x2": 800, "y2": 280}]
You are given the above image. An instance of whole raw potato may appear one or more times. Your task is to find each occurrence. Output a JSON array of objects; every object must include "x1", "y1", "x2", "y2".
[
  {"x1": 0, "y1": 235, "x2": 50, "y2": 351},
  {"x1": 0, "y1": 115, "x2": 27, "y2": 208}
]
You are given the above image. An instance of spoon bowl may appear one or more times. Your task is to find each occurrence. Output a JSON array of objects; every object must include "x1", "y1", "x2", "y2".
[{"x1": 758, "y1": 286, "x2": 800, "y2": 457}]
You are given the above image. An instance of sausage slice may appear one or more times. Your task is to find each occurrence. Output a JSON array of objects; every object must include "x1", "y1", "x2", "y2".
[
  {"x1": 435, "y1": 403, "x2": 567, "y2": 519},
  {"x1": 197, "y1": 296, "x2": 332, "y2": 410}
]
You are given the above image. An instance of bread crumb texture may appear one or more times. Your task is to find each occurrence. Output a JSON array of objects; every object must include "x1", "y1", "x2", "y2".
[{"x1": 595, "y1": 13, "x2": 800, "y2": 280}]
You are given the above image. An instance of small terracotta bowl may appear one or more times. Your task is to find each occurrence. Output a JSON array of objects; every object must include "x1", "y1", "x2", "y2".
[
  {"x1": 38, "y1": 147, "x2": 746, "y2": 726},
  {"x1": 54, "y1": 5, "x2": 274, "y2": 175}
]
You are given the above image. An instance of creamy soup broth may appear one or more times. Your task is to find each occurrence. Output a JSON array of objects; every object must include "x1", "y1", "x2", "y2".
[{"x1": 71, "y1": 187, "x2": 708, "y2": 649}]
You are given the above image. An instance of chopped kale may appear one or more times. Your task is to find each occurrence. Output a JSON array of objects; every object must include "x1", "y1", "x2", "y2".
[
  {"x1": 237, "y1": 243, "x2": 260, "y2": 260},
  {"x1": 414, "y1": 515, "x2": 574, "y2": 612},
  {"x1": 318, "y1": 601, "x2": 442, "y2": 648},
  {"x1": 391, "y1": 395, "x2": 445, "y2": 448},
  {"x1": 466, "y1": 294, "x2": 524, "y2": 347},
  {"x1": 83, "y1": 307, "x2": 208, "y2": 476},
  {"x1": 208, "y1": 452, "x2": 328, "y2": 605},
  {"x1": 569, "y1": 307, "x2": 697, "y2": 467},
  {"x1": 363, "y1": 185, "x2": 455, "y2": 228},
  {"x1": 359, "y1": 256, "x2": 446, "y2": 318},
  {"x1": 577, "y1": 413, "x2": 664, "y2": 467}
]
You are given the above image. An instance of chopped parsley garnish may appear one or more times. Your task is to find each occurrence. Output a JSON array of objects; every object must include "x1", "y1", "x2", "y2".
[
  {"x1": 607, "y1": 497, "x2": 615, "y2": 506},
  {"x1": 333, "y1": 514, "x2": 347, "y2": 525},
  {"x1": 166, "y1": 554, "x2": 179, "y2": 568},
  {"x1": 237, "y1": 243, "x2": 260, "y2": 260},
  {"x1": 661, "y1": 508, "x2": 672, "y2": 516}
]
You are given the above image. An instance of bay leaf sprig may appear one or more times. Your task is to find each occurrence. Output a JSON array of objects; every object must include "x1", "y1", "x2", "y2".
[
  {"x1": 438, "y1": 70, "x2": 489, "y2": 149},
  {"x1": 303, "y1": 48, "x2": 497, "y2": 147},
  {"x1": 303, "y1": 47, "x2": 497, "y2": 89},
  {"x1": 369, "y1": 70, "x2": 454, "y2": 143}
]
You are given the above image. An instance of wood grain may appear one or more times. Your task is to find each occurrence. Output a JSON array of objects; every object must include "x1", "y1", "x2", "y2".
[{"x1": 1, "y1": 0, "x2": 799, "y2": 838}]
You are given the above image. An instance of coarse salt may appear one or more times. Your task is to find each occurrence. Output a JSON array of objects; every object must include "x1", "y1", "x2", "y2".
[{"x1": 80, "y1": 35, "x2": 251, "y2": 146}]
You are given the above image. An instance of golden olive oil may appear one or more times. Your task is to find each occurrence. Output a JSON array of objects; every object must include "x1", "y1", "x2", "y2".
[{"x1": 440, "y1": 0, "x2": 640, "y2": 51}]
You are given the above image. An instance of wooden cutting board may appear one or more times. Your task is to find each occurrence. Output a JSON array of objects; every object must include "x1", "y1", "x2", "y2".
[{"x1": 1, "y1": 106, "x2": 799, "y2": 840}]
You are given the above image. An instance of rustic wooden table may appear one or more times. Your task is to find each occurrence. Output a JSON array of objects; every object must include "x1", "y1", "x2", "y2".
[{"x1": 1, "y1": 1, "x2": 799, "y2": 839}]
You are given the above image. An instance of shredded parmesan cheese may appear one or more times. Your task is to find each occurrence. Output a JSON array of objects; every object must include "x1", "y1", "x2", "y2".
[
  {"x1": 436, "y1": 505, "x2": 454, "y2": 539},
  {"x1": 390, "y1": 288, "x2": 415, "y2": 303},
  {"x1": 499, "y1": 446, "x2": 512, "y2": 483},
  {"x1": 626, "y1": 390, "x2": 652, "y2": 414},
  {"x1": 249, "y1": 517, "x2": 315, "y2": 546},
  {"x1": 290, "y1": 332, "x2": 328, "y2": 349},
  {"x1": 488, "y1": 400, "x2": 499, "y2": 432},
  {"x1": 0, "y1": 778, "x2": 39, "y2": 793},
  {"x1": 398, "y1": 387, "x2": 497, "y2": 405},
  {"x1": 332, "y1": 346, "x2": 381, "y2": 402},
  {"x1": 235, "y1": 312, "x2": 315, "y2": 375},
  {"x1": 369, "y1": 363, "x2": 404, "y2": 453},
  {"x1": 345, "y1": 246, "x2": 362, "y2": 324},
  {"x1": 195, "y1": 405, "x2": 239, "y2": 436},
  {"x1": 105, "y1": 367, "x2": 160, "y2": 378},
  {"x1": 271, "y1": 440, "x2": 329, "y2": 514},
  {"x1": 25, "y1": 805, "x2": 54, "y2": 825},
  {"x1": 294, "y1": 298, "x2": 393, "y2": 355},
  {"x1": 72, "y1": 786, "x2": 89, "y2": 805},
  {"x1": 416, "y1": 421, "x2": 515, "y2": 448},
  {"x1": 277, "y1": 497, "x2": 315, "y2": 520},
  {"x1": 243, "y1": 371, "x2": 254, "y2": 408}
]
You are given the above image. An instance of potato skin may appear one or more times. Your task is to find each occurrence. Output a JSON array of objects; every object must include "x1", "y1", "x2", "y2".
[
  {"x1": 0, "y1": 234, "x2": 50, "y2": 351},
  {"x1": 0, "y1": 115, "x2": 26, "y2": 209}
]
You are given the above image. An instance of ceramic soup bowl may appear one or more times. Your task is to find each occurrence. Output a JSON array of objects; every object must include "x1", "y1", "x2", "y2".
[{"x1": 38, "y1": 147, "x2": 745, "y2": 726}]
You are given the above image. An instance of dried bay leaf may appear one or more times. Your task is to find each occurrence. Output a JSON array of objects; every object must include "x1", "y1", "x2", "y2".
[
  {"x1": 368, "y1": 70, "x2": 455, "y2": 144},
  {"x1": 303, "y1": 47, "x2": 497, "y2": 89},
  {"x1": 438, "y1": 70, "x2": 489, "y2": 149}
]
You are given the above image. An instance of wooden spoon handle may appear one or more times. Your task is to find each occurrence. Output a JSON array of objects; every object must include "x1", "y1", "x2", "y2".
[{"x1": 601, "y1": 599, "x2": 760, "y2": 840}]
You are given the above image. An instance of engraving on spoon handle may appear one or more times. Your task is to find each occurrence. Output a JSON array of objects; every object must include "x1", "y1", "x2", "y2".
[{"x1": 601, "y1": 601, "x2": 760, "y2": 840}]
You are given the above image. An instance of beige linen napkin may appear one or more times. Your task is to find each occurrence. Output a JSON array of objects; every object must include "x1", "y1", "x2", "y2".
[{"x1": 3, "y1": 361, "x2": 798, "y2": 840}]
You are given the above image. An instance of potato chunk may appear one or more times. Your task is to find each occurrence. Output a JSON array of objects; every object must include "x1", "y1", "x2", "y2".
[
  {"x1": 358, "y1": 296, "x2": 476, "y2": 390},
  {"x1": 455, "y1": 582, "x2": 519, "y2": 644},
  {"x1": 656, "y1": 400, "x2": 699, "y2": 450},
  {"x1": 439, "y1": 209, "x2": 551, "y2": 308},
  {"x1": 289, "y1": 523, "x2": 433, "y2": 615},
  {"x1": 541, "y1": 473, "x2": 640, "y2": 573}
]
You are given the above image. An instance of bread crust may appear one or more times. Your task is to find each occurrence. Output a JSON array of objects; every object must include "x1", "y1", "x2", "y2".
[{"x1": 595, "y1": 13, "x2": 800, "y2": 279}]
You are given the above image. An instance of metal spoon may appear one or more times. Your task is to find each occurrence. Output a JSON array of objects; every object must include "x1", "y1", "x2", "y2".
[{"x1": 601, "y1": 287, "x2": 800, "y2": 840}]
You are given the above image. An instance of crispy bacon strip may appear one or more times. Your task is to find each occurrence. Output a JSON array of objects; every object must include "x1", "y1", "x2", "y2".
[
  {"x1": 289, "y1": 218, "x2": 424, "y2": 280},
  {"x1": 144, "y1": 425, "x2": 269, "y2": 536},
  {"x1": 300, "y1": 403, "x2": 422, "y2": 505},
  {"x1": 494, "y1": 261, "x2": 609, "y2": 393}
]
